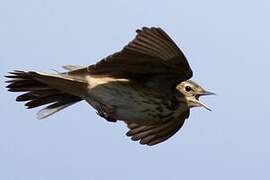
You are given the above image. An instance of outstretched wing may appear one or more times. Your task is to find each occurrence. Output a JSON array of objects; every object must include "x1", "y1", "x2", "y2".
[
  {"x1": 68, "y1": 27, "x2": 193, "y2": 93},
  {"x1": 126, "y1": 110, "x2": 190, "y2": 146}
]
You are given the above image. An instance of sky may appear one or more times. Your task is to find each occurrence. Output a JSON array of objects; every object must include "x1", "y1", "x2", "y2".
[{"x1": 1, "y1": 0, "x2": 270, "y2": 179}]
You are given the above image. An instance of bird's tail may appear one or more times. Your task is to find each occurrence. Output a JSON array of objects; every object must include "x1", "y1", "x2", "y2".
[{"x1": 5, "y1": 70, "x2": 87, "y2": 119}]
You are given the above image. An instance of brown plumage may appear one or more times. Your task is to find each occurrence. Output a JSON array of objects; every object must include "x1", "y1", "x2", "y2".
[
  {"x1": 5, "y1": 27, "x2": 214, "y2": 146},
  {"x1": 6, "y1": 71, "x2": 83, "y2": 119},
  {"x1": 126, "y1": 110, "x2": 189, "y2": 145}
]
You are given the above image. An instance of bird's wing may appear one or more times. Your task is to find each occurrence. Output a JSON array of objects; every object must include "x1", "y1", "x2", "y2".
[
  {"x1": 68, "y1": 27, "x2": 193, "y2": 93},
  {"x1": 126, "y1": 110, "x2": 190, "y2": 146},
  {"x1": 62, "y1": 65, "x2": 84, "y2": 71}
]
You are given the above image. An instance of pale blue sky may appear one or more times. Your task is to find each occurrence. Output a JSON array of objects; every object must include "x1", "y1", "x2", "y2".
[{"x1": 1, "y1": 0, "x2": 270, "y2": 179}]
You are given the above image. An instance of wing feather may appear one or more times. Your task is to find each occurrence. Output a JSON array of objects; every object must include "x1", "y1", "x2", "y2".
[
  {"x1": 67, "y1": 27, "x2": 193, "y2": 93},
  {"x1": 126, "y1": 110, "x2": 190, "y2": 146}
]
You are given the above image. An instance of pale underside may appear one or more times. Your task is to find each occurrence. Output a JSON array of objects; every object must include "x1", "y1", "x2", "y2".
[{"x1": 84, "y1": 76, "x2": 189, "y2": 124}]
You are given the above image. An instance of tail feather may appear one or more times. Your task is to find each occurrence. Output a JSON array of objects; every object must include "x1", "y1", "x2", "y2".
[
  {"x1": 5, "y1": 70, "x2": 84, "y2": 119},
  {"x1": 37, "y1": 96, "x2": 81, "y2": 119},
  {"x1": 16, "y1": 89, "x2": 60, "y2": 102},
  {"x1": 25, "y1": 93, "x2": 69, "y2": 109},
  {"x1": 37, "y1": 103, "x2": 73, "y2": 119}
]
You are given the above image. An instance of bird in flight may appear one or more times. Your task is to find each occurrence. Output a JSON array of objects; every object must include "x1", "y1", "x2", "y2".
[{"x1": 5, "y1": 27, "x2": 214, "y2": 146}]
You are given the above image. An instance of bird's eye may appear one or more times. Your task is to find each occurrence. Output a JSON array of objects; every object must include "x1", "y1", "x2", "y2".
[{"x1": 185, "y1": 86, "x2": 192, "y2": 92}]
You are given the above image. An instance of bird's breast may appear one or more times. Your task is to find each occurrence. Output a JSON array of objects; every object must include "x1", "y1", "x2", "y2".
[{"x1": 84, "y1": 76, "x2": 188, "y2": 124}]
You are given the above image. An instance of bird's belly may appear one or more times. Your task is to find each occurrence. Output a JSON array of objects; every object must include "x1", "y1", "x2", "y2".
[{"x1": 84, "y1": 76, "x2": 185, "y2": 124}]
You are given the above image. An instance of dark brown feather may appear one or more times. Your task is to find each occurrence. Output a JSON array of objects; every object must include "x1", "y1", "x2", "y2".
[
  {"x1": 125, "y1": 27, "x2": 181, "y2": 59},
  {"x1": 126, "y1": 110, "x2": 190, "y2": 146},
  {"x1": 67, "y1": 27, "x2": 192, "y2": 94},
  {"x1": 5, "y1": 71, "x2": 82, "y2": 119},
  {"x1": 25, "y1": 93, "x2": 67, "y2": 109}
]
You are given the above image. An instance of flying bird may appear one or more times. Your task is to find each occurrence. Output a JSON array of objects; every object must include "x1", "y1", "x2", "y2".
[{"x1": 5, "y1": 27, "x2": 214, "y2": 146}]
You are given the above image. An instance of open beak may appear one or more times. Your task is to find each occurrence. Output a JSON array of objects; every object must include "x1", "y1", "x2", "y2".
[
  {"x1": 195, "y1": 90, "x2": 215, "y2": 111},
  {"x1": 199, "y1": 91, "x2": 216, "y2": 96}
]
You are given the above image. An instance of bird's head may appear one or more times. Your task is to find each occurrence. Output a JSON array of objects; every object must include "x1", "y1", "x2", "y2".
[{"x1": 176, "y1": 80, "x2": 215, "y2": 111}]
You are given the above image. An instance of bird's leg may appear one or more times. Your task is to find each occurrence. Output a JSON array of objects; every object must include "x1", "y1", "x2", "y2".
[{"x1": 96, "y1": 103, "x2": 117, "y2": 123}]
